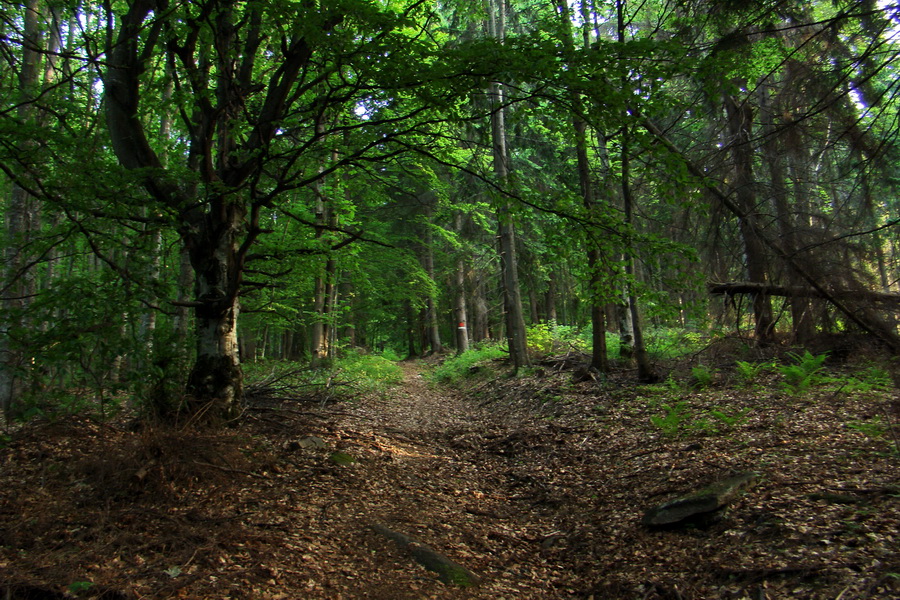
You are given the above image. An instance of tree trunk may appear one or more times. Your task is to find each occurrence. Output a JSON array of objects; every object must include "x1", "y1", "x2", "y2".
[
  {"x1": 497, "y1": 215, "x2": 529, "y2": 368},
  {"x1": 455, "y1": 258, "x2": 470, "y2": 354},
  {"x1": 489, "y1": 0, "x2": 529, "y2": 371},
  {"x1": 617, "y1": 292, "x2": 634, "y2": 359},
  {"x1": 724, "y1": 92, "x2": 774, "y2": 344},
  {"x1": 561, "y1": 0, "x2": 608, "y2": 372},
  {"x1": 620, "y1": 121, "x2": 657, "y2": 382},
  {"x1": 1, "y1": 0, "x2": 43, "y2": 418},
  {"x1": 421, "y1": 198, "x2": 442, "y2": 355},
  {"x1": 453, "y1": 213, "x2": 470, "y2": 354},
  {"x1": 545, "y1": 270, "x2": 559, "y2": 323},
  {"x1": 472, "y1": 278, "x2": 490, "y2": 343},
  {"x1": 310, "y1": 133, "x2": 331, "y2": 367},
  {"x1": 182, "y1": 200, "x2": 244, "y2": 418},
  {"x1": 404, "y1": 300, "x2": 418, "y2": 358},
  {"x1": 759, "y1": 81, "x2": 814, "y2": 343},
  {"x1": 174, "y1": 245, "x2": 194, "y2": 340},
  {"x1": 575, "y1": 117, "x2": 608, "y2": 373},
  {"x1": 339, "y1": 277, "x2": 357, "y2": 349}
]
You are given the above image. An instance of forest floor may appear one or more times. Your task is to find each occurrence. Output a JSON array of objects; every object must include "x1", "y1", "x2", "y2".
[{"x1": 1, "y1": 347, "x2": 899, "y2": 599}]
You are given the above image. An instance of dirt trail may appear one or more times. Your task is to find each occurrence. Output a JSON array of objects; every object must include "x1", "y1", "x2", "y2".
[{"x1": 310, "y1": 360, "x2": 558, "y2": 599}]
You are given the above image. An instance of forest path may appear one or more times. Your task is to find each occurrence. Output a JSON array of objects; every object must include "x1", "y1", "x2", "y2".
[{"x1": 313, "y1": 359, "x2": 564, "y2": 599}]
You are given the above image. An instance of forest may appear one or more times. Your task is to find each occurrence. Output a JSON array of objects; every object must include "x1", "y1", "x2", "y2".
[{"x1": 1, "y1": 0, "x2": 899, "y2": 598}]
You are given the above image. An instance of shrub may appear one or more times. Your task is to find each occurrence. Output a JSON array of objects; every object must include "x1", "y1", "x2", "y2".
[
  {"x1": 645, "y1": 327, "x2": 707, "y2": 359},
  {"x1": 735, "y1": 360, "x2": 771, "y2": 387},
  {"x1": 242, "y1": 352, "x2": 403, "y2": 403},
  {"x1": 778, "y1": 351, "x2": 827, "y2": 395},
  {"x1": 708, "y1": 407, "x2": 751, "y2": 430},
  {"x1": 430, "y1": 344, "x2": 506, "y2": 384},
  {"x1": 526, "y1": 321, "x2": 586, "y2": 357},
  {"x1": 333, "y1": 351, "x2": 403, "y2": 394},
  {"x1": 650, "y1": 401, "x2": 691, "y2": 436},
  {"x1": 691, "y1": 365, "x2": 714, "y2": 388}
]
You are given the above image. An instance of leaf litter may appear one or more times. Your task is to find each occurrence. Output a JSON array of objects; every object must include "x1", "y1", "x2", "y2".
[{"x1": 0, "y1": 355, "x2": 898, "y2": 599}]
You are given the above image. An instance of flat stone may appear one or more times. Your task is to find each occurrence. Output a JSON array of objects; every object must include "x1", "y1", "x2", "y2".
[{"x1": 298, "y1": 436, "x2": 327, "y2": 449}]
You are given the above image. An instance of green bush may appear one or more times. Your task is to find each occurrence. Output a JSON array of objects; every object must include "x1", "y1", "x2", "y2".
[
  {"x1": 778, "y1": 351, "x2": 827, "y2": 395},
  {"x1": 333, "y1": 351, "x2": 403, "y2": 393},
  {"x1": 242, "y1": 352, "x2": 403, "y2": 402},
  {"x1": 650, "y1": 401, "x2": 691, "y2": 436},
  {"x1": 735, "y1": 360, "x2": 770, "y2": 387},
  {"x1": 847, "y1": 417, "x2": 898, "y2": 455},
  {"x1": 847, "y1": 417, "x2": 888, "y2": 440},
  {"x1": 645, "y1": 327, "x2": 708, "y2": 359},
  {"x1": 708, "y1": 407, "x2": 751, "y2": 430},
  {"x1": 843, "y1": 366, "x2": 892, "y2": 393},
  {"x1": 691, "y1": 365, "x2": 714, "y2": 388},
  {"x1": 526, "y1": 321, "x2": 586, "y2": 357},
  {"x1": 430, "y1": 344, "x2": 506, "y2": 384},
  {"x1": 378, "y1": 347, "x2": 404, "y2": 362}
]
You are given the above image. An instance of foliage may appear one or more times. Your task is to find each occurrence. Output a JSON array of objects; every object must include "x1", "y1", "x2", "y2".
[
  {"x1": 2, "y1": 0, "x2": 899, "y2": 423},
  {"x1": 645, "y1": 328, "x2": 708, "y2": 360},
  {"x1": 847, "y1": 416, "x2": 899, "y2": 456},
  {"x1": 708, "y1": 407, "x2": 751, "y2": 431},
  {"x1": 847, "y1": 416, "x2": 890, "y2": 440},
  {"x1": 649, "y1": 398, "x2": 751, "y2": 436},
  {"x1": 67, "y1": 581, "x2": 94, "y2": 596},
  {"x1": 691, "y1": 365, "x2": 714, "y2": 389},
  {"x1": 378, "y1": 348, "x2": 404, "y2": 363},
  {"x1": 735, "y1": 360, "x2": 771, "y2": 387},
  {"x1": 650, "y1": 401, "x2": 691, "y2": 436},
  {"x1": 241, "y1": 352, "x2": 402, "y2": 404},
  {"x1": 526, "y1": 321, "x2": 586, "y2": 357},
  {"x1": 333, "y1": 351, "x2": 404, "y2": 395},
  {"x1": 841, "y1": 366, "x2": 892, "y2": 394},
  {"x1": 430, "y1": 344, "x2": 507, "y2": 384},
  {"x1": 778, "y1": 351, "x2": 827, "y2": 395}
]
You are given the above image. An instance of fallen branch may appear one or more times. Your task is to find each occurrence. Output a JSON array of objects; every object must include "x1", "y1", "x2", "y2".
[
  {"x1": 714, "y1": 562, "x2": 853, "y2": 579},
  {"x1": 371, "y1": 523, "x2": 482, "y2": 587},
  {"x1": 708, "y1": 281, "x2": 900, "y2": 306},
  {"x1": 192, "y1": 461, "x2": 267, "y2": 479}
]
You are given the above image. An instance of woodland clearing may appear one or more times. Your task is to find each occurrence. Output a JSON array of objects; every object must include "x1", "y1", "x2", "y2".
[{"x1": 1, "y1": 349, "x2": 898, "y2": 600}]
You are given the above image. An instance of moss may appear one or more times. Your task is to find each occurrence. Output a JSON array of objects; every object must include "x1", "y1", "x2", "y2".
[{"x1": 329, "y1": 451, "x2": 356, "y2": 466}]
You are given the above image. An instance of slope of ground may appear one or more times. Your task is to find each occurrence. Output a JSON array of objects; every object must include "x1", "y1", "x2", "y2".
[{"x1": 1, "y1": 354, "x2": 898, "y2": 599}]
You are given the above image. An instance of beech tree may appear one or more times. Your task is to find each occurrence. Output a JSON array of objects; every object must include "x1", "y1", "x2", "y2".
[{"x1": 97, "y1": 0, "x2": 495, "y2": 416}]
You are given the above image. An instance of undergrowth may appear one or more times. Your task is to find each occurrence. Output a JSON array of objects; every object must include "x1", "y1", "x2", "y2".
[
  {"x1": 430, "y1": 344, "x2": 507, "y2": 384},
  {"x1": 243, "y1": 350, "x2": 403, "y2": 402}
]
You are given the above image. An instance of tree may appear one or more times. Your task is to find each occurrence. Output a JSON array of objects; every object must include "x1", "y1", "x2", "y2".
[
  {"x1": 99, "y1": 0, "x2": 492, "y2": 416},
  {"x1": 3, "y1": 0, "x2": 900, "y2": 428},
  {"x1": 2, "y1": 0, "x2": 45, "y2": 416},
  {"x1": 487, "y1": 0, "x2": 530, "y2": 371}
]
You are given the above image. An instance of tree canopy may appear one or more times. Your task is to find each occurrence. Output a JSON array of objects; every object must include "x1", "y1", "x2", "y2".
[{"x1": 2, "y1": 0, "x2": 899, "y2": 420}]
